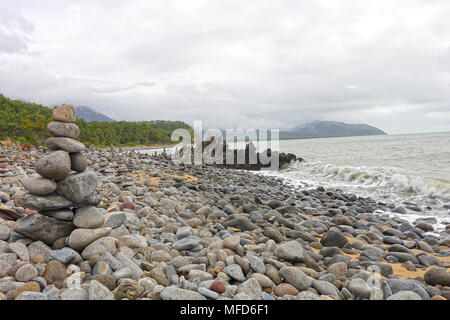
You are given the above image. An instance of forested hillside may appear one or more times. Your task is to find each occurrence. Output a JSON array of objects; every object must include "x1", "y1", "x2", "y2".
[{"x1": 0, "y1": 94, "x2": 192, "y2": 147}]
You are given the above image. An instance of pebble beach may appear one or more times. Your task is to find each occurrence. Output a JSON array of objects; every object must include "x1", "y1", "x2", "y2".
[{"x1": 0, "y1": 105, "x2": 449, "y2": 301}]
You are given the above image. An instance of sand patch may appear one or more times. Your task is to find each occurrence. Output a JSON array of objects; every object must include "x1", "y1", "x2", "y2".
[
  {"x1": 387, "y1": 263, "x2": 431, "y2": 279},
  {"x1": 131, "y1": 171, "x2": 199, "y2": 184},
  {"x1": 165, "y1": 173, "x2": 199, "y2": 183}
]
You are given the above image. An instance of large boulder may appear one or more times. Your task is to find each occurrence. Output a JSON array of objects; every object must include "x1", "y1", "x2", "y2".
[
  {"x1": 35, "y1": 151, "x2": 71, "y2": 181},
  {"x1": 57, "y1": 172, "x2": 98, "y2": 203}
]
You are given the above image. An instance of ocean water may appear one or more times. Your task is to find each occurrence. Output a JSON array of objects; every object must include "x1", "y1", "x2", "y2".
[
  {"x1": 265, "y1": 132, "x2": 450, "y2": 232},
  {"x1": 140, "y1": 132, "x2": 450, "y2": 232}
]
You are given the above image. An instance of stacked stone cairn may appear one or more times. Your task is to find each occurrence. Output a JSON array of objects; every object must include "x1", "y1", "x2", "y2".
[
  {"x1": 9, "y1": 105, "x2": 117, "y2": 298},
  {"x1": 16, "y1": 104, "x2": 102, "y2": 246},
  {"x1": 0, "y1": 151, "x2": 9, "y2": 174}
]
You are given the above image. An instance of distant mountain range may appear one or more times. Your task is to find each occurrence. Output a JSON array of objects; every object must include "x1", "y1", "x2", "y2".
[
  {"x1": 279, "y1": 121, "x2": 387, "y2": 139},
  {"x1": 76, "y1": 106, "x2": 115, "y2": 122},
  {"x1": 72, "y1": 106, "x2": 387, "y2": 140},
  {"x1": 217, "y1": 121, "x2": 386, "y2": 142}
]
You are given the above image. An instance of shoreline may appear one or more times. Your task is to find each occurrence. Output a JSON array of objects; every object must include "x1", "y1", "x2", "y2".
[
  {"x1": 110, "y1": 144, "x2": 177, "y2": 151},
  {"x1": 0, "y1": 145, "x2": 449, "y2": 300}
]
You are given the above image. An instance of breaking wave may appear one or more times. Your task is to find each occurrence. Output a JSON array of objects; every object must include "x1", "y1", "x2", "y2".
[{"x1": 282, "y1": 161, "x2": 450, "y2": 202}]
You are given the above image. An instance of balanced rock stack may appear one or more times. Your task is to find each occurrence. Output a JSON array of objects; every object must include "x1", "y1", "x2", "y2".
[
  {"x1": 15, "y1": 105, "x2": 102, "y2": 246},
  {"x1": 0, "y1": 151, "x2": 10, "y2": 174}
]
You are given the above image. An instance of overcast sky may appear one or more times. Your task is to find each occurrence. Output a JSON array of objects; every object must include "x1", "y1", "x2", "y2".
[{"x1": 1, "y1": 0, "x2": 450, "y2": 134}]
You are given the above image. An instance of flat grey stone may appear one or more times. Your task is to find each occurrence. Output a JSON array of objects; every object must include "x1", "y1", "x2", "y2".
[
  {"x1": 57, "y1": 172, "x2": 98, "y2": 203},
  {"x1": 35, "y1": 151, "x2": 71, "y2": 181}
]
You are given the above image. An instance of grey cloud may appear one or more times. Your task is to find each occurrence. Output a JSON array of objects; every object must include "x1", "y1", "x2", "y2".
[
  {"x1": 0, "y1": 33, "x2": 28, "y2": 53},
  {"x1": 0, "y1": 0, "x2": 450, "y2": 134}
]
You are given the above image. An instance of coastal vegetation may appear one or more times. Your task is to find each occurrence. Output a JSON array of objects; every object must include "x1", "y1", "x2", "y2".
[{"x1": 0, "y1": 94, "x2": 193, "y2": 147}]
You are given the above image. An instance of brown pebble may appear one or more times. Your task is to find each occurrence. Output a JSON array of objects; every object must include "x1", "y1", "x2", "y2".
[
  {"x1": 441, "y1": 291, "x2": 450, "y2": 300},
  {"x1": 210, "y1": 280, "x2": 226, "y2": 294},
  {"x1": 274, "y1": 283, "x2": 299, "y2": 297},
  {"x1": 120, "y1": 202, "x2": 136, "y2": 211},
  {"x1": 13, "y1": 282, "x2": 41, "y2": 299},
  {"x1": 43, "y1": 260, "x2": 68, "y2": 288},
  {"x1": 31, "y1": 254, "x2": 46, "y2": 264}
]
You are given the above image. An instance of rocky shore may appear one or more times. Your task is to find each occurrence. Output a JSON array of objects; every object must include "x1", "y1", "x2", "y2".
[{"x1": 0, "y1": 109, "x2": 449, "y2": 300}]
